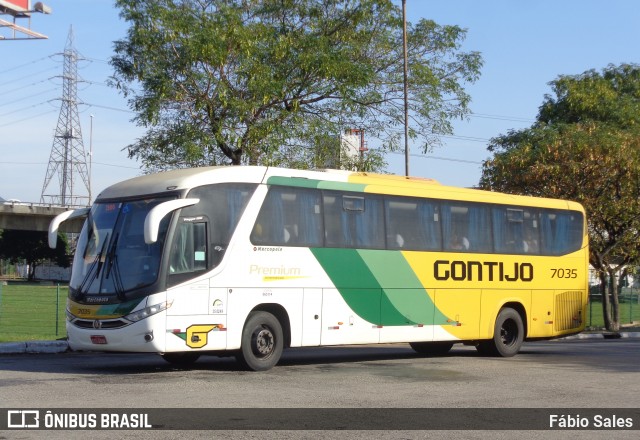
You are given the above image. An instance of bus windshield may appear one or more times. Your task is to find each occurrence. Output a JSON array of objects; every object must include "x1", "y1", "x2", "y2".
[{"x1": 70, "y1": 197, "x2": 172, "y2": 299}]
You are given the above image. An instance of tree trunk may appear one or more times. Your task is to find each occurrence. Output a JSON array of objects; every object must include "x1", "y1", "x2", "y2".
[
  {"x1": 609, "y1": 268, "x2": 621, "y2": 331},
  {"x1": 599, "y1": 271, "x2": 612, "y2": 330},
  {"x1": 27, "y1": 261, "x2": 37, "y2": 281}
]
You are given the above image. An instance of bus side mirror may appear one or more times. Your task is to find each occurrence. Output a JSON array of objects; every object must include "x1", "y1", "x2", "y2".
[
  {"x1": 144, "y1": 198, "x2": 200, "y2": 244},
  {"x1": 48, "y1": 208, "x2": 90, "y2": 248}
]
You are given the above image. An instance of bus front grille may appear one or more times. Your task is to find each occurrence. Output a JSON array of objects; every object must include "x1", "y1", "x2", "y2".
[
  {"x1": 71, "y1": 318, "x2": 130, "y2": 330},
  {"x1": 555, "y1": 291, "x2": 584, "y2": 332}
]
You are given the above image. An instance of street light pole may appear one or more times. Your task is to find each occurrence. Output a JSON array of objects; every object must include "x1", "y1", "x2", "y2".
[{"x1": 402, "y1": 0, "x2": 410, "y2": 177}]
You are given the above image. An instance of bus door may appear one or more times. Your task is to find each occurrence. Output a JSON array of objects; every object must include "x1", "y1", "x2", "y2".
[{"x1": 164, "y1": 216, "x2": 227, "y2": 352}]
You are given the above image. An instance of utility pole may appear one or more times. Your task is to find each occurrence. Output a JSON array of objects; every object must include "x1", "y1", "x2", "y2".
[
  {"x1": 402, "y1": 0, "x2": 410, "y2": 177},
  {"x1": 40, "y1": 26, "x2": 90, "y2": 206}
]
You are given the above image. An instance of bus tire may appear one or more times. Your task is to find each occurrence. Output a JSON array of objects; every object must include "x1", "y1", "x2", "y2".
[
  {"x1": 477, "y1": 307, "x2": 524, "y2": 357},
  {"x1": 161, "y1": 352, "x2": 201, "y2": 365},
  {"x1": 236, "y1": 311, "x2": 283, "y2": 371},
  {"x1": 409, "y1": 341, "x2": 453, "y2": 355}
]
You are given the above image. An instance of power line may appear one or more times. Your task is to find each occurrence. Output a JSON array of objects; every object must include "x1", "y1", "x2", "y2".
[
  {"x1": 0, "y1": 99, "x2": 56, "y2": 119},
  {"x1": 388, "y1": 150, "x2": 484, "y2": 165},
  {"x1": 0, "y1": 160, "x2": 140, "y2": 170},
  {"x1": 1, "y1": 66, "x2": 58, "y2": 86},
  {"x1": 441, "y1": 134, "x2": 490, "y2": 143},
  {"x1": 0, "y1": 89, "x2": 59, "y2": 109},
  {"x1": 0, "y1": 78, "x2": 54, "y2": 97},
  {"x1": 93, "y1": 161, "x2": 139, "y2": 170},
  {"x1": 469, "y1": 112, "x2": 535, "y2": 123},
  {"x1": 0, "y1": 56, "x2": 51, "y2": 75},
  {"x1": 84, "y1": 102, "x2": 135, "y2": 114},
  {"x1": 0, "y1": 109, "x2": 58, "y2": 128}
]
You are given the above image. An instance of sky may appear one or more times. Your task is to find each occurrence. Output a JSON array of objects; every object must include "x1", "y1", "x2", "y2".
[{"x1": 1, "y1": 0, "x2": 639, "y2": 203}]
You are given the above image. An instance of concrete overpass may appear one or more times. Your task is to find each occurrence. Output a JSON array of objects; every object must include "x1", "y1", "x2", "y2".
[{"x1": 0, "y1": 202, "x2": 86, "y2": 233}]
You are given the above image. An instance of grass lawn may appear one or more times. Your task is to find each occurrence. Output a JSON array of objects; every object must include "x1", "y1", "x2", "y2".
[
  {"x1": 0, "y1": 282, "x2": 68, "y2": 342},
  {"x1": 585, "y1": 296, "x2": 640, "y2": 330}
]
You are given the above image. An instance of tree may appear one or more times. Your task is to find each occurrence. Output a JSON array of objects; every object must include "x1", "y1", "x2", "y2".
[
  {"x1": 480, "y1": 64, "x2": 640, "y2": 332},
  {"x1": 111, "y1": 0, "x2": 482, "y2": 172},
  {"x1": 0, "y1": 230, "x2": 70, "y2": 281}
]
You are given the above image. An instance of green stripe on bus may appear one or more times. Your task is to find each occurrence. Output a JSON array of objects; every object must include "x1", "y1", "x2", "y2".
[
  {"x1": 266, "y1": 176, "x2": 367, "y2": 192},
  {"x1": 358, "y1": 250, "x2": 449, "y2": 326},
  {"x1": 310, "y1": 248, "x2": 449, "y2": 326}
]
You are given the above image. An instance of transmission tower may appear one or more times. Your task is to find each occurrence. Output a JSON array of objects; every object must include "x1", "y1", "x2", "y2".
[{"x1": 40, "y1": 26, "x2": 90, "y2": 206}]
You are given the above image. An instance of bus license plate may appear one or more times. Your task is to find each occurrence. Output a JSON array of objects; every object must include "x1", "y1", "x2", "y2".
[{"x1": 90, "y1": 335, "x2": 108, "y2": 344}]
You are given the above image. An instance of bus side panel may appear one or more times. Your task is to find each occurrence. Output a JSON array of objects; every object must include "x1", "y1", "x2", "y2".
[
  {"x1": 320, "y1": 288, "x2": 380, "y2": 345},
  {"x1": 433, "y1": 288, "x2": 481, "y2": 341},
  {"x1": 529, "y1": 289, "x2": 555, "y2": 338},
  {"x1": 379, "y1": 288, "x2": 435, "y2": 343}
]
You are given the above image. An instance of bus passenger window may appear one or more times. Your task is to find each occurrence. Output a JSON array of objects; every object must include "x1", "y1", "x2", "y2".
[
  {"x1": 443, "y1": 203, "x2": 491, "y2": 253},
  {"x1": 540, "y1": 211, "x2": 584, "y2": 255},
  {"x1": 385, "y1": 198, "x2": 441, "y2": 251},
  {"x1": 324, "y1": 192, "x2": 384, "y2": 249},
  {"x1": 251, "y1": 186, "x2": 323, "y2": 247},
  {"x1": 493, "y1": 208, "x2": 526, "y2": 254}
]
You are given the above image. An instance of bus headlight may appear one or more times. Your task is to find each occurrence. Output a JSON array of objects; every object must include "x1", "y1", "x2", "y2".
[{"x1": 125, "y1": 300, "x2": 173, "y2": 323}]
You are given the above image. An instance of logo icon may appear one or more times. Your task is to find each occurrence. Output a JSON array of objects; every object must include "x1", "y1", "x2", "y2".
[{"x1": 7, "y1": 410, "x2": 40, "y2": 428}]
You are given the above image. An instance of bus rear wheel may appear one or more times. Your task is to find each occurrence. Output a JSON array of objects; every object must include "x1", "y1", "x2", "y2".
[
  {"x1": 409, "y1": 341, "x2": 453, "y2": 355},
  {"x1": 476, "y1": 307, "x2": 524, "y2": 357},
  {"x1": 236, "y1": 311, "x2": 283, "y2": 371}
]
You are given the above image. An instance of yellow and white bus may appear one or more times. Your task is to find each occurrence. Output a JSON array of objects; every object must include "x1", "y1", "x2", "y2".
[{"x1": 50, "y1": 166, "x2": 588, "y2": 371}]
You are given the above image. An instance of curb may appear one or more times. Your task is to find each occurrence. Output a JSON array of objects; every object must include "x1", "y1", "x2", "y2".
[
  {"x1": 0, "y1": 340, "x2": 69, "y2": 354},
  {"x1": 560, "y1": 332, "x2": 640, "y2": 340}
]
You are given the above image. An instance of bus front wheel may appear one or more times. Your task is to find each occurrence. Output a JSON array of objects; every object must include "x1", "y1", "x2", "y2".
[
  {"x1": 236, "y1": 311, "x2": 284, "y2": 371},
  {"x1": 476, "y1": 307, "x2": 524, "y2": 357}
]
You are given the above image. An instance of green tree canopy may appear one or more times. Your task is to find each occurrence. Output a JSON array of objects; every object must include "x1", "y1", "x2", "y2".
[
  {"x1": 480, "y1": 63, "x2": 640, "y2": 331},
  {"x1": 0, "y1": 230, "x2": 70, "y2": 281},
  {"x1": 111, "y1": 0, "x2": 482, "y2": 172}
]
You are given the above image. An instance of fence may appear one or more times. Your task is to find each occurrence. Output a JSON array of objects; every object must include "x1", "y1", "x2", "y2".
[
  {"x1": 0, "y1": 259, "x2": 71, "y2": 281},
  {"x1": 0, "y1": 259, "x2": 28, "y2": 279},
  {"x1": 587, "y1": 286, "x2": 640, "y2": 329},
  {"x1": 0, "y1": 282, "x2": 67, "y2": 342}
]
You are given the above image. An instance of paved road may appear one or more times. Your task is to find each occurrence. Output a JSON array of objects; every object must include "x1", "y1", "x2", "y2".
[{"x1": 1, "y1": 339, "x2": 639, "y2": 439}]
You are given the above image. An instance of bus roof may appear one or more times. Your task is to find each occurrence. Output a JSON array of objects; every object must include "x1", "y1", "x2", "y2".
[{"x1": 95, "y1": 166, "x2": 584, "y2": 213}]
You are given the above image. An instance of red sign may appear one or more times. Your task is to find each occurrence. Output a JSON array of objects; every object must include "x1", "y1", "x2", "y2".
[{"x1": 0, "y1": 0, "x2": 30, "y2": 13}]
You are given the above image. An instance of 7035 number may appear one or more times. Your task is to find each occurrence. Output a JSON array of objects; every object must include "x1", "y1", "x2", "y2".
[{"x1": 551, "y1": 268, "x2": 577, "y2": 279}]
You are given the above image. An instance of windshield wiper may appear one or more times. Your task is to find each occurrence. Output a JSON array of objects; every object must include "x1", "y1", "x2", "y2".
[
  {"x1": 104, "y1": 233, "x2": 126, "y2": 300},
  {"x1": 77, "y1": 234, "x2": 109, "y2": 296}
]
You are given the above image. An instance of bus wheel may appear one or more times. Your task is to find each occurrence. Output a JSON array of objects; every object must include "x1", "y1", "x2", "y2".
[
  {"x1": 477, "y1": 308, "x2": 524, "y2": 357},
  {"x1": 161, "y1": 352, "x2": 201, "y2": 365},
  {"x1": 236, "y1": 311, "x2": 283, "y2": 371},
  {"x1": 409, "y1": 341, "x2": 453, "y2": 355}
]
